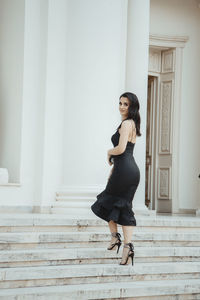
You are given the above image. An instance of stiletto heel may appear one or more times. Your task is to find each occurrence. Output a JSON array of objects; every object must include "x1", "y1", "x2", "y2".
[
  {"x1": 107, "y1": 232, "x2": 122, "y2": 254},
  {"x1": 119, "y1": 242, "x2": 134, "y2": 266},
  {"x1": 116, "y1": 241, "x2": 121, "y2": 254},
  {"x1": 129, "y1": 252, "x2": 134, "y2": 266}
]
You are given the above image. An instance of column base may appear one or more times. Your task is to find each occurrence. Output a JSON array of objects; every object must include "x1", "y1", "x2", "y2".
[
  {"x1": 34, "y1": 205, "x2": 51, "y2": 214},
  {"x1": 133, "y1": 204, "x2": 156, "y2": 216},
  {"x1": 196, "y1": 209, "x2": 200, "y2": 217}
]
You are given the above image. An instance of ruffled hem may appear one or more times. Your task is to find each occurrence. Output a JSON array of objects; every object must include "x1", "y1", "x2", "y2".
[{"x1": 91, "y1": 190, "x2": 136, "y2": 226}]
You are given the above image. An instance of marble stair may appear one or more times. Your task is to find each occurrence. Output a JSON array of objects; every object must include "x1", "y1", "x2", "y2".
[{"x1": 0, "y1": 213, "x2": 200, "y2": 299}]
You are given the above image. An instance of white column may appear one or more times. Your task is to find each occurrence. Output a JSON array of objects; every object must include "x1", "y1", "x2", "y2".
[
  {"x1": 21, "y1": 0, "x2": 68, "y2": 213},
  {"x1": 125, "y1": 0, "x2": 152, "y2": 214},
  {"x1": 39, "y1": 0, "x2": 68, "y2": 212},
  {"x1": 21, "y1": 0, "x2": 48, "y2": 210}
]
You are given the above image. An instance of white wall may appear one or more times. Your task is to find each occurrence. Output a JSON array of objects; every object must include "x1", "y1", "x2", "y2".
[
  {"x1": 150, "y1": 0, "x2": 200, "y2": 209},
  {"x1": 0, "y1": 0, "x2": 199, "y2": 213},
  {"x1": 0, "y1": 0, "x2": 25, "y2": 183},
  {"x1": 0, "y1": 0, "x2": 48, "y2": 210},
  {"x1": 64, "y1": 0, "x2": 127, "y2": 187}
]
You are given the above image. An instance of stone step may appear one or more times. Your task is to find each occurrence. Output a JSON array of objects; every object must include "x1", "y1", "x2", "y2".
[
  {"x1": 0, "y1": 262, "x2": 200, "y2": 289},
  {"x1": 0, "y1": 213, "x2": 200, "y2": 225},
  {"x1": 51, "y1": 205, "x2": 155, "y2": 216},
  {"x1": 51, "y1": 206, "x2": 96, "y2": 215},
  {"x1": 0, "y1": 246, "x2": 200, "y2": 268},
  {"x1": 1, "y1": 231, "x2": 200, "y2": 251},
  {"x1": 0, "y1": 278, "x2": 200, "y2": 299},
  {"x1": 1, "y1": 225, "x2": 200, "y2": 233},
  {"x1": 0, "y1": 231, "x2": 200, "y2": 243},
  {"x1": 53, "y1": 200, "x2": 93, "y2": 208},
  {"x1": 56, "y1": 195, "x2": 95, "y2": 202},
  {"x1": 4, "y1": 240, "x2": 199, "y2": 251},
  {"x1": 56, "y1": 189, "x2": 100, "y2": 198},
  {"x1": 0, "y1": 214, "x2": 200, "y2": 232},
  {"x1": 52, "y1": 207, "x2": 158, "y2": 216}
]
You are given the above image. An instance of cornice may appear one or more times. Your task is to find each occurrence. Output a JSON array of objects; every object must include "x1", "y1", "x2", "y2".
[{"x1": 149, "y1": 34, "x2": 189, "y2": 48}]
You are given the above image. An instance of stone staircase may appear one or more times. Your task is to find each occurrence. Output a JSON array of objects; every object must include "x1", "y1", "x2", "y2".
[{"x1": 0, "y1": 213, "x2": 200, "y2": 299}]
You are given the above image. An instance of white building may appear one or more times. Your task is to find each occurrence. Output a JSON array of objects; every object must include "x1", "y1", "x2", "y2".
[{"x1": 0, "y1": 0, "x2": 199, "y2": 217}]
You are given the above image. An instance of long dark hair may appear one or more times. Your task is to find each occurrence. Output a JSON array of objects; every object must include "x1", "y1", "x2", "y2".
[{"x1": 117, "y1": 92, "x2": 142, "y2": 136}]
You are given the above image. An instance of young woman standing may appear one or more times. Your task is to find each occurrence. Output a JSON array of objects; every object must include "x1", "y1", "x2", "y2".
[{"x1": 91, "y1": 92, "x2": 141, "y2": 265}]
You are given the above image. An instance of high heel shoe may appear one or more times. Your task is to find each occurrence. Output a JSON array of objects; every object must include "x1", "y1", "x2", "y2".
[
  {"x1": 119, "y1": 242, "x2": 134, "y2": 266},
  {"x1": 107, "y1": 232, "x2": 122, "y2": 254}
]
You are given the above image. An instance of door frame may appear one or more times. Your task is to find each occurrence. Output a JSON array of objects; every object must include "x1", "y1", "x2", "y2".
[
  {"x1": 148, "y1": 34, "x2": 189, "y2": 214},
  {"x1": 146, "y1": 76, "x2": 158, "y2": 211}
]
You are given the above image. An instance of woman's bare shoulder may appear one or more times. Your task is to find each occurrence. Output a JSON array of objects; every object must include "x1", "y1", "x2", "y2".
[
  {"x1": 119, "y1": 120, "x2": 132, "y2": 134},
  {"x1": 122, "y1": 119, "x2": 135, "y2": 128}
]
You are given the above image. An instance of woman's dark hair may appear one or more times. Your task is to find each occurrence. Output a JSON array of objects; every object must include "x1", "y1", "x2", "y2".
[{"x1": 117, "y1": 92, "x2": 142, "y2": 136}]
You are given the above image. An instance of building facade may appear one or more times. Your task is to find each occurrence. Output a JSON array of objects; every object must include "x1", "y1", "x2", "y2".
[{"x1": 0, "y1": 0, "x2": 199, "y2": 216}]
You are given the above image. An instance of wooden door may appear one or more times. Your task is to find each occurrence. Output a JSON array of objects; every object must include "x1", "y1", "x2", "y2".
[{"x1": 156, "y1": 49, "x2": 175, "y2": 213}]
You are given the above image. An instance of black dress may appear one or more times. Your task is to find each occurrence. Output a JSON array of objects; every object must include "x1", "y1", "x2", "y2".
[{"x1": 91, "y1": 120, "x2": 140, "y2": 226}]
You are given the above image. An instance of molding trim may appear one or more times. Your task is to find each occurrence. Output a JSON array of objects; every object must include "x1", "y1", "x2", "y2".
[
  {"x1": 174, "y1": 208, "x2": 197, "y2": 215},
  {"x1": 149, "y1": 34, "x2": 189, "y2": 48},
  {"x1": 56, "y1": 185, "x2": 105, "y2": 197},
  {"x1": 0, "y1": 183, "x2": 21, "y2": 187}
]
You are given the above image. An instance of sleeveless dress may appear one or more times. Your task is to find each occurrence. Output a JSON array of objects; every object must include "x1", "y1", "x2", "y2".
[{"x1": 91, "y1": 120, "x2": 140, "y2": 226}]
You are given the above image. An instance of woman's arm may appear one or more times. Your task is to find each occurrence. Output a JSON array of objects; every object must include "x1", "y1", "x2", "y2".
[{"x1": 107, "y1": 120, "x2": 132, "y2": 156}]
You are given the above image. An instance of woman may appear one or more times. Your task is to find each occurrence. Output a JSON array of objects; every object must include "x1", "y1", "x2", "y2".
[{"x1": 91, "y1": 92, "x2": 141, "y2": 266}]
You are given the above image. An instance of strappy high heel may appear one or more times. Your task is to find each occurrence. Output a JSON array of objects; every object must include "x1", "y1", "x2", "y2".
[
  {"x1": 107, "y1": 232, "x2": 122, "y2": 254},
  {"x1": 119, "y1": 242, "x2": 134, "y2": 266}
]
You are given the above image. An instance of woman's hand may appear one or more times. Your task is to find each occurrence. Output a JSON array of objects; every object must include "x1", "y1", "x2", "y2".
[{"x1": 107, "y1": 152, "x2": 113, "y2": 166}]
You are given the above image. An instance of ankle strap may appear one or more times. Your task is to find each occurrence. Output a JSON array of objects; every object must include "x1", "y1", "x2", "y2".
[
  {"x1": 111, "y1": 232, "x2": 121, "y2": 240},
  {"x1": 124, "y1": 242, "x2": 134, "y2": 251}
]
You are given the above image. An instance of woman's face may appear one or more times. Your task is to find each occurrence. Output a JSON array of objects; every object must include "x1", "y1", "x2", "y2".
[{"x1": 119, "y1": 96, "x2": 130, "y2": 118}]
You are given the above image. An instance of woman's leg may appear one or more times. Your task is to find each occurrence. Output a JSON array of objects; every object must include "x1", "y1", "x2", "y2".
[
  {"x1": 107, "y1": 220, "x2": 119, "y2": 248},
  {"x1": 122, "y1": 225, "x2": 134, "y2": 243},
  {"x1": 120, "y1": 225, "x2": 134, "y2": 264},
  {"x1": 108, "y1": 220, "x2": 118, "y2": 233}
]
